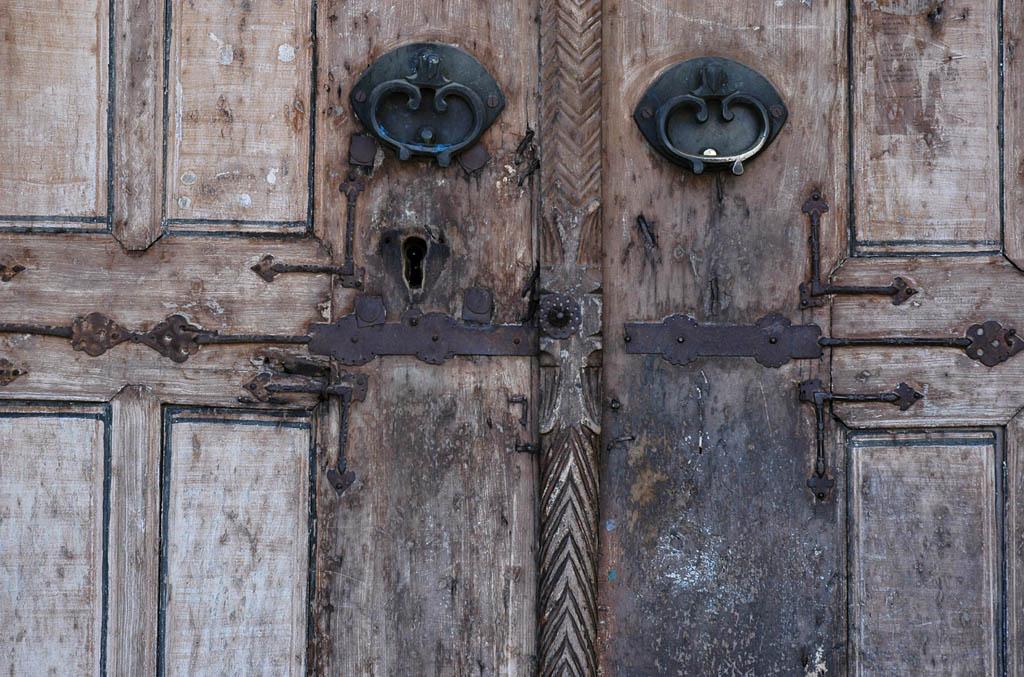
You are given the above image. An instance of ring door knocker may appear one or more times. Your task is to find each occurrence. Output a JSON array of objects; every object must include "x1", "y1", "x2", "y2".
[
  {"x1": 633, "y1": 56, "x2": 787, "y2": 175},
  {"x1": 350, "y1": 43, "x2": 505, "y2": 168}
]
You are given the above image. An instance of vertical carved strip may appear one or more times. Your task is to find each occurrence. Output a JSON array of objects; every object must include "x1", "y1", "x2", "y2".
[{"x1": 538, "y1": 0, "x2": 602, "y2": 674}]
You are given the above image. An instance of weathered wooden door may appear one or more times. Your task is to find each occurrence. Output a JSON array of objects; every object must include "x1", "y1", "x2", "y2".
[
  {"x1": 0, "y1": 1, "x2": 536, "y2": 674},
  {"x1": 1, "y1": 0, "x2": 1019, "y2": 676},
  {"x1": 598, "y1": 0, "x2": 1022, "y2": 675}
]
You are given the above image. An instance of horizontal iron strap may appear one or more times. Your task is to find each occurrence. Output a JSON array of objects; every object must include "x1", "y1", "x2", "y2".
[
  {"x1": 820, "y1": 336, "x2": 972, "y2": 348},
  {"x1": 307, "y1": 313, "x2": 537, "y2": 365},
  {"x1": 0, "y1": 323, "x2": 73, "y2": 338},
  {"x1": 819, "y1": 284, "x2": 901, "y2": 296},
  {"x1": 194, "y1": 334, "x2": 311, "y2": 345}
]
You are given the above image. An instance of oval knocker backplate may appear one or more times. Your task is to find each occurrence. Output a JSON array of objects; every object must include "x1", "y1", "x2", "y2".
[
  {"x1": 633, "y1": 56, "x2": 787, "y2": 175},
  {"x1": 350, "y1": 43, "x2": 505, "y2": 168}
]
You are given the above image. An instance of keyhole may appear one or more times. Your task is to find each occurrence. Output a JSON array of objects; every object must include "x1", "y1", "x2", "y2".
[{"x1": 403, "y1": 236, "x2": 428, "y2": 289}]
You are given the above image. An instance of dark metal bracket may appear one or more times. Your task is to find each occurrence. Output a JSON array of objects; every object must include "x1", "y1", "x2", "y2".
[
  {"x1": 624, "y1": 313, "x2": 822, "y2": 367},
  {"x1": 799, "y1": 191, "x2": 917, "y2": 308},
  {"x1": 252, "y1": 148, "x2": 368, "y2": 289},
  {"x1": 626, "y1": 315, "x2": 1022, "y2": 368},
  {"x1": 307, "y1": 295, "x2": 536, "y2": 366},
  {"x1": 798, "y1": 378, "x2": 922, "y2": 499},
  {"x1": 240, "y1": 368, "x2": 368, "y2": 494}
]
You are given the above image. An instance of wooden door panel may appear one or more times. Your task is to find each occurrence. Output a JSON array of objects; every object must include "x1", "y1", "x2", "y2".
[
  {"x1": 600, "y1": 0, "x2": 846, "y2": 673},
  {"x1": 0, "y1": 402, "x2": 110, "y2": 675},
  {"x1": 165, "y1": 0, "x2": 313, "y2": 230},
  {"x1": 0, "y1": 1, "x2": 109, "y2": 221},
  {"x1": 160, "y1": 408, "x2": 313, "y2": 676},
  {"x1": 848, "y1": 430, "x2": 1001, "y2": 675},
  {"x1": 315, "y1": 360, "x2": 536, "y2": 675},
  {"x1": 852, "y1": 0, "x2": 999, "y2": 254}
]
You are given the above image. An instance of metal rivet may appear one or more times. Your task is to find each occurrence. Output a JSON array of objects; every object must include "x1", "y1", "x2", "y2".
[
  {"x1": 769, "y1": 336, "x2": 778, "y2": 344},
  {"x1": 677, "y1": 336, "x2": 685, "y2": 343},
  {"x1": 487, "y1": 94, "x2": 499, "y2": 108},
  {"x1": 624, "y1": 335, "x2": 632, "y2": 343},
  {"x1": 354, "y1": 90, "x2": 367, "y2": 103}
]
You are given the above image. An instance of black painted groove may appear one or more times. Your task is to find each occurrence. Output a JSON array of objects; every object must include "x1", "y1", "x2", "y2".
[
  {"x1": 160, "y1": 0, "x2": 172, "y2": 225},
  {"x1": 998, "y1": 0, "x2": 1006, "y2": 260},
  {"x1": 846, "y1": 0, "x2": 856, "y2": 260},
  {"x1": 105, "y1": 0, "x2": 115, "y2": 231},
  {"x1": 305, "y1": 0, "x2": 319, "y2": 239}
]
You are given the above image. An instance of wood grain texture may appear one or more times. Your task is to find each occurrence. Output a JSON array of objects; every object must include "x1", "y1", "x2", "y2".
[
  {"x1": 165, "y1": 0, "x2": 312, "y2": 227},
  {"x1": 107, "y1": 386, "x2": 160, "y2": 676},
  {"x1": 112, "y1": 0, "x2": 164, "y2": 249},
  {"x1": 313, "y1": 360, "x2": 536, "y2": 676},
  {"x1": 852, "y1": 0, "x2": 999, "y2": 253},
  {"x1": 161, "y1": 409, "x2": 311, "y2": 676},
  {"x1": 849, "y1": 430, "x2": 1000, "y2": 674},
  {"x1": 0, "y1": 0, "x2": 108, "y2": 219},
  {"x1": 831, "y1": 256, "x2": 1024, "y2": 426},
  {"x1": 537, "y1": 0, "x2": 603, "y2": 673},
  {"x1": 600, "y1": 0, "x2": 845, "y2": 672},
  {"x1": 0, "y1": 403, "x2": 108, "y2": 675},
  {"x1": 0, "y1": 234, "x2": 328, "y2": 403}
]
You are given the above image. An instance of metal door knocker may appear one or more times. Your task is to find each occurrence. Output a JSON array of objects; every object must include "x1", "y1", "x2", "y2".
[
  {"x1": 350, "y1": 43, "x2": 505, "y2": 167},
  {"x1": 633, "y1": 56, "x2": 787, "y2": 175}
]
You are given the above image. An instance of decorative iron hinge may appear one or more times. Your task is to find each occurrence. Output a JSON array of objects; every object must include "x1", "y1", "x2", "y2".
[
  {"x1": 306, "y1": 295, "x2": 537, "y2": 365},
  {"x1": 240, "y1": 363, "x2": 368, "y2": 495},
  {"x1": 798, "y1": 378, "x2": 922, "y2": 499},
  {"x1": 624, "y1": 313, "x2": 822, "y2": 367},
  {"x1": 799, "y1": 191, "x2": 917, "y2": 307}
]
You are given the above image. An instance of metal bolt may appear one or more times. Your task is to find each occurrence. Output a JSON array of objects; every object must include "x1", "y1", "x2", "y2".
[
  {"x1": 351, "y1": 336, "x2": 358, "y2": 343},
  {"x1": 624, "y1": 335, "x2": 632, "y2": 343},
  {"x1": 641, "y1": 108, "x2": 653, "y2": 120},
  {"x1": 770, "y1": 104, "x2": 784, "y2": 118},
  {"x1": 354, "y1": 90, "x2": 367, "y2": 103},
  {"x1": 486, "y1": 94, "x2": 500, "y2": 108},
  {"x1": 431, "y1": 335, "x2": 439, "y2": 342},
  {"x1": 609, "y1": 399, "x2": 621, "y2": 410},
  {"x1": 677, "y1": 336, "x2": 685, "y2": 343},
  {"x1": 768, "y1": 336, "x2": 778, "y2": 344}
]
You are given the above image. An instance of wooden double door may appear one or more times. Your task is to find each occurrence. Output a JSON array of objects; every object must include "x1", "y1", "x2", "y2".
[{"x1": 0, "y1": 0, "x2": 1020, "y2": 674}]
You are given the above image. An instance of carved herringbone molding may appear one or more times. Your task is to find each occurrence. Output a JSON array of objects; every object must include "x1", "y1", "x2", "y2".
[
  {"x1": 538, "y1": 0, "x2": 603, "y2": 674},
  {"x1": 540, "y1": 0, "x2": 602, "y2": 267},
  {"x1": 538, "y1": 424, "x2": 600, "y2": 677}
]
